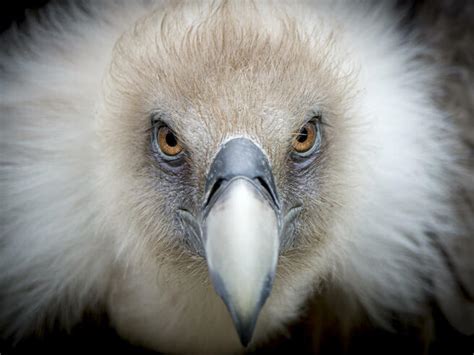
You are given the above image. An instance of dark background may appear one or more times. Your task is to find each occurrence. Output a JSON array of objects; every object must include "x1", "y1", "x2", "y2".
[
  {"x1": 0, "y1": 0, "x2": 49, "y2": 33},
  {"x1": 0, "y1": 1, "x2": 472, "y2": 354}
]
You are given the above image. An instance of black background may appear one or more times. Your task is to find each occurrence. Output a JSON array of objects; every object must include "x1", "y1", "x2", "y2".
[{"x1": 0, "y1": 0, "x2": 49, "y2": 33}]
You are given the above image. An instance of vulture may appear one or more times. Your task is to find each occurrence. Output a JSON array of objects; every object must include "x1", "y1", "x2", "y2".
[{"x1": 0, "y1": 0, "x2": 473, "y2": 353}]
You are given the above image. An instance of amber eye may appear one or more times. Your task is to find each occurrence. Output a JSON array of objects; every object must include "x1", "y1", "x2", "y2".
[
  {"x1": 292, "y1": 121, "x2": 319, "y2": 154},
  {"x1": 154, "y1": 125, "x2": 183, "y2": 158}
]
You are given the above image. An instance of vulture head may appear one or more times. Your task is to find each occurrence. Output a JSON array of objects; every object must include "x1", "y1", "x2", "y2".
[
  {"x1": 99, "y1": 3, "x2": 354, "y2": 347},
  {"x1": 1, "y1": 1, "x2": 473, "y2": 353}
]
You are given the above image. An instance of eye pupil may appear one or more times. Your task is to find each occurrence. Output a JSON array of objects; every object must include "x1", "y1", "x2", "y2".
[
  {"x1": 166, "y1": 132, "x2": 177, "y2": 147},
  {"x1": 297, "y1": 128, "x2": 308, "y2": 143}
]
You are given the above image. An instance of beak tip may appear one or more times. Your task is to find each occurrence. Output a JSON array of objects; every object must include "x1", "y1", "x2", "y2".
[
  {"x1": 210, "y1": 267, "x2": 277, "y2": 347},
  {"x1": 210, "y1": 271, "x2": 265, "y2": 347},
  {"x1": 236, "y1": 320, "x2": 255, "y2": 347}
]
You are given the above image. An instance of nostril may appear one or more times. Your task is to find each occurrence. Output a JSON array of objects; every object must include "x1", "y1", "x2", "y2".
[
  {"x1": 254, "y1": 177, "x2": 279, "y2": 208},
  {"x1": 206, "y1": 178, "x2": 226, "y2": 206},
  {"x1": 255, "y1": 177, "x2": 270, "y2": 195}
]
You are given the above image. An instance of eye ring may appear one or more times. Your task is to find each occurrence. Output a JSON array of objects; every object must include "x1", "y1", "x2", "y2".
[
  {"x1": 152, "y1": 124, "x2": 184, "y2": 159},
  {"x1": 292, "y1": 120, "x2": 320, "y2": 156}
]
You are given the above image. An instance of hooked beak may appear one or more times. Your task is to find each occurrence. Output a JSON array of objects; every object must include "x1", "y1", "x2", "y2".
[{"x1": 202, "y1": 138, "x2": 281, "y2": 346}]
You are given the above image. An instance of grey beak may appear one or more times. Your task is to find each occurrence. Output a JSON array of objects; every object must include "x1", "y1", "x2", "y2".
[{"x1": 202, "y1": 138, "x2": 281, "y2": 347}]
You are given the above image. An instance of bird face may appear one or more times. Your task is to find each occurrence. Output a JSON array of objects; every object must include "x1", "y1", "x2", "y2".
[{"x1": 98, "y1": 5, "x2": 355, "y2": 346}]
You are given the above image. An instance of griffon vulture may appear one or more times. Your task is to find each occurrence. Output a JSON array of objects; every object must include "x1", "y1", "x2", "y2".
[{"x1": 0, "y1": 0, "x2": 473, "y2": 353}]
